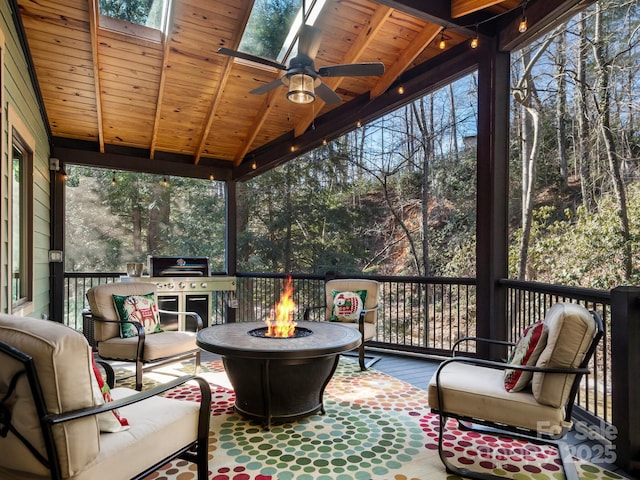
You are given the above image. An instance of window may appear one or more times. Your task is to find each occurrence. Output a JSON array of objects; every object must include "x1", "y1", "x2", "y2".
[
  {"x1": 98, "y1": 0, "x2": 171, "y2": 33},
  {"x1": 11, "y1": 135, "x2": 33, "y2": 310},
  {"x1": 239, "y1": 0, "x2": 327, "y2": 62}
]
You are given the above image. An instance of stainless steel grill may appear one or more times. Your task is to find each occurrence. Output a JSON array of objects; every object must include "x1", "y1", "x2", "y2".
[{"x1": 124, "y1": 256, "x2": 235, "y2": 329}]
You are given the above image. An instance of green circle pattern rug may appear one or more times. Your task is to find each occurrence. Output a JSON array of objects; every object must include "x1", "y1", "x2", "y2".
[{"x1": 134, "y1": 359, "x2": 626, "y2": 480}]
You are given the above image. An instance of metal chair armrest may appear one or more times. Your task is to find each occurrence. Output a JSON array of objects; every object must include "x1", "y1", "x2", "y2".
[
  {"x1": 451, "y1": 336, "x2": 516, "y2": 356},
  {"x1": 45, "y1": 374, "x2": 211, "y2": 425},
  {"x1": 158, "y1": 309, "x2": 204, "y2": 331}
]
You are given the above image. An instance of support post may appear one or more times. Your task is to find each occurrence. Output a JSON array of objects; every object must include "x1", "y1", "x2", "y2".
[
  {"x1": 225, "y1": 180, "x2": 237, "y2": 323},
  {"x1": 50, "y1": 167, "x2": 66, "y2": 323},
  {"x1": 475, "y1": 39, "x2": 510, "y2": 359},
  {"x1": 610, "y1": 286, "x2": 640, "y2": 476}
]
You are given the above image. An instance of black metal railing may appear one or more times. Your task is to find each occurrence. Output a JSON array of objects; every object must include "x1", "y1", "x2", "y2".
[
  {"x1": 501, "y1": 279, "x2": 612, "y2": 426},
  {"x1": 234, "y1": 273, "x2": 477, "y2": 356},
  {"x1": 64, "y1": 271, "x2": 611, "y2": 427}
]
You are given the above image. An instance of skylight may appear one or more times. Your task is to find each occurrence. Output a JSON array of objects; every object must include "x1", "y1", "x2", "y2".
[
  {"x1": 239, "y1": 0, "x2": 327, "y2": 63},
  {"x1": 98, "y1": 0, "x2": 171, "y2": 33}
]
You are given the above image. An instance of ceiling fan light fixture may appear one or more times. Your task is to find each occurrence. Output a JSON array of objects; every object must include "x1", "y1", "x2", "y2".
[{"x1": 287, "y1": 73, "x2": 316, "y2": 104}]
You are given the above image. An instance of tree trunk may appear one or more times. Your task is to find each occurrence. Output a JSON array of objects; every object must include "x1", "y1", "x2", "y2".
[
  {"x1": 555, "y1": 27, "x2": 568, "y2": 190},
  {"x1": 513, "y1": 32, "x2": 557, "y2": 280},
  {"x1": 147, "y1": 181, "x2": 170, "y2": 253},
  {"x1": 593, "y1": 3, "x2": 633, "y2": 280},
  {"x1": 577, "y1": 12, "x2": 596, "y2": 212}
]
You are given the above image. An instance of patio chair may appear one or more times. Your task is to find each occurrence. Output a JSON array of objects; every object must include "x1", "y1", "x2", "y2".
[
  {"x1": 427, "y1": 302, "x2": 603, "y2": 480},
  {"x1": 303, "y1": 278, "x2": 380, "y2": 370},
  {"x1": 0, "y1": 313, "x2": 211, "y2": 480},
  {"x1": 84, "y1": 282, "x2": 202, "y2": 390}
]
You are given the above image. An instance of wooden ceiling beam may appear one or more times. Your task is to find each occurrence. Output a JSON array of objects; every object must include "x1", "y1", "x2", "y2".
[
  {"x1": 194, "y1": 1, "x2": 255, "y2": 165},
  {"x1": 87, "y1": 0, "x2": 105, "y2": 153},
  {"x1": 371, "y1": 0, "x2": 478, "y2": 35},
  {"x1": 149, "y1": 1, "x2": 176, "y2": 160},
  {"x1": 499, "y1": 0, "x2": 596, "y2": 51},
  {"x1": 54, "y1": 145, "x2": 233, "y2": 180},
  {"x1": 451, "y1": 0, "x2": 509, "y2": 19},
  {"x1": 370, "y1": 23, "x2": 441, "y2": 98},
  {"x1": 294, "y1": 4, "x2": 393, "y2": 138}
]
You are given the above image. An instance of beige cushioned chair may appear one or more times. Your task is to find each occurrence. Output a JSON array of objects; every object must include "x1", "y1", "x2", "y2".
[
  {"x1": 0, "y1": 313, "x2": 211, "y2": 480},
  {"x1": 84, "y1": 282, "x2": 202, "y2": 390},
  {"x1": 304, "y1": 278, "x2": 380, "y2": 370},
  {"x1": 427, "y1": 302, "x2": 603, "y2": 480}
]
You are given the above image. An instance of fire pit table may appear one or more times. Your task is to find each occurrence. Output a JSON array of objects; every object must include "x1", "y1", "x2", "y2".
[{"x1": 196, "y1": 321, "x2": 361, "y2": 428}]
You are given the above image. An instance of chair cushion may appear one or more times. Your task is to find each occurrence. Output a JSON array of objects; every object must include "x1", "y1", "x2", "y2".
[
  {"x1": 87, "y1": 282, "x2": 160, "y2": 341},
  {"x1": 98, "y1": 330, "x2": 197, "y2": 362},
  {"x1": 112, "y1": 292, "x2": 162, "y2": 338},
  {"x1": 504, "y1": 321, "x2": 547, "y2": 392},
  {"x1": 428, "y1": 362, "x2": 570, "y2": 436},
  {"x1": 532, "y1": 303, "x2": 596, "y2": 407},
  {"x1": 0, "y1": 314, "x2": 100, "y2": 478},
  {"x1": 334, "y1": 320, "x2": 376, "y2": 342},
  {"x1": 330, "y1": 290, "x2": 367, "y2": 322},
  {"x1": 67, "y1": 387, "x2": 201, "y2": 480}
]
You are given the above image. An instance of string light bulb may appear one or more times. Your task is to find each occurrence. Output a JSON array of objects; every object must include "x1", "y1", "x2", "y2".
[
  {"x1": 290, "y1": 145, "x2": 296, "y2": 153},
  {"x1": 251, "y1": 161, "x2": 257, "y2": 170},
  {"x1": 470, "y1": 25, "x2": 479, "y2": 49},
  {"x1": 518, "y1": 1, "x2": 528, "y2": 33},
  {"x1": 438, "y1": 29, "x2": 446, "y2": 50},
  {"x1": 111, "y1": 175, "x2": 117, "y2": 186},
  {"x1": 209, "y1": 173, "x2": 214, "y2": 181},
  {"x1": 398, "y1": 84, "x2": 405, "y2": 94},
  {"x1": 322, "y1": 138, "x2": 328, "y2": 145},
  {"x1": 162, "y1": 177, "x2": 168, "y2": 187},
  {"x1": 356, "y1": 120, "x2": 362, "y2": 128}
]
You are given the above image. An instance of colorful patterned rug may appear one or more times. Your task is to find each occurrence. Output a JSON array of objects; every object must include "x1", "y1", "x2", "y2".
[{"x1": 124, "y1": 359, "x2": 625, "y2": 480}]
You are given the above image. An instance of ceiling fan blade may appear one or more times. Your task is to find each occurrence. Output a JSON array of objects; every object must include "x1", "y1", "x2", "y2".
[
  {"x1": 298, "y1": 24, "x2": 322, "y2": 59},
  {"x1": 250, "y1": 77, "x2": 285, "y2": 95},
  {"x1": 318, "y1": 62, "x2": 385, "y2": 77},
  {"x1": 315, "y1": 82, "x2": 342, "y2": 105},
  {"x1": 217, "y1": 47, "x2": 287, "y2": 71}
]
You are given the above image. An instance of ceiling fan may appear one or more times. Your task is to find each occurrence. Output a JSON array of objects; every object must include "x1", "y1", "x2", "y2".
[{"x1": 217, "y1": 24, "x2": 385, "y2": 105}]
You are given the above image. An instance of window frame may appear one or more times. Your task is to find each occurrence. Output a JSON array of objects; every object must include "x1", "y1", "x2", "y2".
[{"x1": 7, "y1": 107, "x2": 35, "y2": 315}]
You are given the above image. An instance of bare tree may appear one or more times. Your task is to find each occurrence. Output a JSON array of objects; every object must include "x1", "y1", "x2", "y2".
[
  {"x1": 577, "y1": 11, "x2": 597, "y2": 212},
  {"x1": 592, "y1": 1, "x2": 633, "y2": 279},
  {"x1": 556, "y1": 27, "x2": 569, "y2": 189},
  {"x1": 513, "y1": 32, "x2": 557, "y2": 279}
]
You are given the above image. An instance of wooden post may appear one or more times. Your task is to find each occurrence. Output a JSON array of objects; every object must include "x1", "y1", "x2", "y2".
[
  {"x1": 225, "y1": 180, "x2": 237, "y2": 323},
  {"x1": 610, "y1": 286, "x2": 640, "y2": 476},
  {"x1": 475, "y1": 39, "x2": 510, "y2": 359}
]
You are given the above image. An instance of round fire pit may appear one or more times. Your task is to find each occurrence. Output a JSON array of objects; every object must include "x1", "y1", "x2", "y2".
[{"x1": 196, "y1": 321, "x2": 362, "y2": 428}]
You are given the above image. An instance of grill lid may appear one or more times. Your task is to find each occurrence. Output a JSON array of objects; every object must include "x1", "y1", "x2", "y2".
[{"x1": 148, "y1": 256, "x2": 210, "y2": 277}]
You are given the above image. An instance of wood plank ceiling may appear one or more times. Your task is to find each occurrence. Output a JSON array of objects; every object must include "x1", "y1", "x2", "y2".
[{"x1": 15, "y1": 0, "x2": 533, "y2": 178}]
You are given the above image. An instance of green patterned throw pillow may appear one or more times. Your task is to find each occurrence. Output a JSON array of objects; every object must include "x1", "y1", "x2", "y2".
[{"x1": 112, "y1": 292, "x2": 162, "y2": 338}]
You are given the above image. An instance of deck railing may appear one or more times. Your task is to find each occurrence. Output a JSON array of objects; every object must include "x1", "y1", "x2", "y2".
[
  {"x1": 501, "y1": 279, "x2": 612, "y2": 426},
  {"x1": 64, "y1": 271, "x2": 611, "y2": 427}
]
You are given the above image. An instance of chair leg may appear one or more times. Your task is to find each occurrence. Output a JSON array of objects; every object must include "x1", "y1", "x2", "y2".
[
  {"x1": 135, "y1": 359, "x2": 143, "y2": 391},
  {"x1": 358, "y1": 344, "x2": 366, "y2": 370},
  {"x1": 195, "y1": 350, "x2": 201, "y2": 374},
  {"x1": 436, "y1": 413, "x2": 578, "y2": 480}
]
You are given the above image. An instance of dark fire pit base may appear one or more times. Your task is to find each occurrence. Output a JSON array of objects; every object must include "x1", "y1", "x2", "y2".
[
  {"x1": 224, "y1": 354, "x2": 338, "y2": 424},
  {"x1": 196, "y1": 321, "x2": 362, "y2": 429}
]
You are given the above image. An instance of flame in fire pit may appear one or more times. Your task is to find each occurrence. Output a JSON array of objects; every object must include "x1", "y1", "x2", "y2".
[{"x1": 265, "y1": 276, "x2": 296, "y2": 337}]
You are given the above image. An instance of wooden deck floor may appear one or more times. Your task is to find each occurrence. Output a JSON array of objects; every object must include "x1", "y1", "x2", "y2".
[{"x1": 199, "y1": 348, "x2": 631, "y2": 478}]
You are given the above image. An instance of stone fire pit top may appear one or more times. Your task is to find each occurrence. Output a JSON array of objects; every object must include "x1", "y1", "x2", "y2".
[{"x1": 196, "y1": 321, "x2": 362, "y2": 359}]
